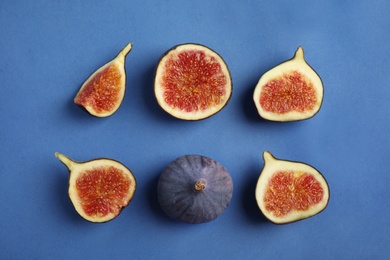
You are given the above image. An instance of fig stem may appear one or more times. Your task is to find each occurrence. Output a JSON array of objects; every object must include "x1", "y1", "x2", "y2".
[
  {"x1": 263, "y1": 151, "x2": 275, "y2": 163},
  {"x1": 55, "y1": 152, "x2": 75, "y2": 171},
  {"x1": 194, "y1": 179, "x2": 207, "y2": 191},
  {"x1": 118, "y1": 42, "x2": 132, "y2": 58},
  {"x1": 294, "y1": 46, "x2": 305, "y2": 60}
]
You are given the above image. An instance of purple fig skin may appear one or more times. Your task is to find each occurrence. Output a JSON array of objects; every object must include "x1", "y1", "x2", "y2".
[{"x1": 157, "y1": 155, "x2": 233, "y2": 224}]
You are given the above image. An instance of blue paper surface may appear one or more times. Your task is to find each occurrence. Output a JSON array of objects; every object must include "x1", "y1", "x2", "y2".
[{"x1": 1, "y1": 0, "x2": 389, "y2": 259}]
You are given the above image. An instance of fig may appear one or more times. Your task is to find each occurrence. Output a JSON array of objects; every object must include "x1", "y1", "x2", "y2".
[
  {"x1": 154, "y1": 43, "x2": 232, "y2": 120},
  {"x1": 255, "y1": 151, "x2": 329, "y2": 224},
  {"x1": 253, "y1": 47, "x2": 323, "y2": 121},
  {"x1": 74, "y1": 43, "x2": 132, "y2": 117},
  {"x1": 157, "y1": 155, "x2": 233, "y2": 224},
  {"x1": 55, "y1": 152, "x2": 136, "y2": 223}
]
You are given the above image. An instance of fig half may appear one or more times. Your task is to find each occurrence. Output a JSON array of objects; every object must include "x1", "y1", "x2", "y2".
[
  {"x1": 255, "y1": 151, "x2": 329, "y2": 224},
  {"x1": 74, "y1": 43, "x2": 132, "y2": 117},
  {"x1": 253, "y1": 47, "x2": 323, "y2": 121},
  {"x1": 154, "y1": 43, "x2": 232, "y2": 120},
  {"x1": 55, "y1": 152, "x2": 136, "y2": 223}
]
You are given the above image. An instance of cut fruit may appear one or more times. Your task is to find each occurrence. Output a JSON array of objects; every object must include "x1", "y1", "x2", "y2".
[
  {"x1": 255, "y1": 151, "x2": 329, "y2": 224},
  {"x1": 55, "y1": 152, "x2": 136, "y2": 223},
  {"x1": 253, "y1": 47, "x2": 323, "y2": 121},
  {"x1": 74, "y1": 43, "x2": 132, "y2": 117},
  {"x1": 157, "y1": 155, "x2": 233, "y2": 224},
  {"x1": 154, "y1": 43, "x2": 232, "y2": 120}
]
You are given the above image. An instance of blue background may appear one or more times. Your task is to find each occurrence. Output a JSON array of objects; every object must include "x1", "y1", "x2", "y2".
[{"x1": 1, "y1": 0, "x2": 389, "y2": 259}]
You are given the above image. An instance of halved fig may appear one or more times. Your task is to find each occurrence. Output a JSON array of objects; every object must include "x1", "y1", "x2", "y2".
[
  {"x1": 157, "y1": 155, "x2": 233, "y2": 224},
  {"x1": 255, "y1": 151, "x2": 329, "y2": 224},
  {"x1": 154, "y1": 43, "x2": 232, "y2": 120},
  {"x1": 55, "y1": 152, "x2": 136, "y2": 223},
  {"x1": 253, "y1": 47, "x2": 323, "y2": 121},
  {"x1": 74, "y1": 43, "x2": 132, "y2": 117}
]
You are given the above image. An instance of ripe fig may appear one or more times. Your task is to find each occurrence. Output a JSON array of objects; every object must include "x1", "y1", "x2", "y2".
[
  {"x1": 154, "y1": 43, "x2": 232, "y2": 120},
  {"x1": 157, "y1": 155, "x2": 233, "y2": 224},
  {"x1": 253, "y1": 47, "x2": 324, "y2": 121},
  {"x1": 74, "y1": 43, "x2": 132, "y2": 117},
  {"x1": 55, "y1": 152, "x2": 136, "y2": 223},
  {"x1": 255, "y1": 151, "x2": 329, "y2": 224}
]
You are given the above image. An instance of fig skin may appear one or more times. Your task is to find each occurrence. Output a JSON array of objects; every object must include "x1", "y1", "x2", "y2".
[
  {"x1": 255, "y1": 151, "x2": 330, "y2": 224},
  {"x1": 157, "y1": 154, "x2": 233, "y2": 224},
  {"x1": 154, "y1": 43, "x2": 233, "y2": 121},
  {"x1": 253, "y1": 46, "x2": 324, "y2": 122},
  {"x1": 55, "y1": 152, "x2": 136, "y2": 223},
  {"x1": 74, "y1": 43, "x2": 132, "y2": 118}
]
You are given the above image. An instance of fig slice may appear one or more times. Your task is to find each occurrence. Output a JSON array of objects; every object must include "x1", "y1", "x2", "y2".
[
  {"x1": 55, "y1": 152, "x2": 136, "y2": 223},
  {"x1": 74, "y1": 43, "x2": 132, "y2": 117},
  {"x1": 255, "y1": 151, "x2": 329, "y2": 224},
  {"x1": 157, "y1": 155, "x2": 233, "y2": 224},
  {"x1": 154, "y1": 43, "x2": 232, "y2": 120},
  {"x1": 253, "y1": 47, "x2": 324, "y2": 121}
]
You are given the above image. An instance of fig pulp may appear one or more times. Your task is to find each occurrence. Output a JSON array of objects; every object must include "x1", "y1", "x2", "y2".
[
  {"x1": 157, "y1": 155, "x2": 233, "y2": 224},
  {"x1": 154, "y1": 43, "x2": 232, "y2": 120},
  {"x1": 55, "y1": 152, "x2": 136, "y2": 223},
  {"x1": 255, "y1": 151, "x2": 329, "y2": 224},
  {"x1": 253, "y1": 47, "x2": 323, "y2": 121},
  {"x1": 74, "y1": 43, "x2": 132, "y2": 117}
]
